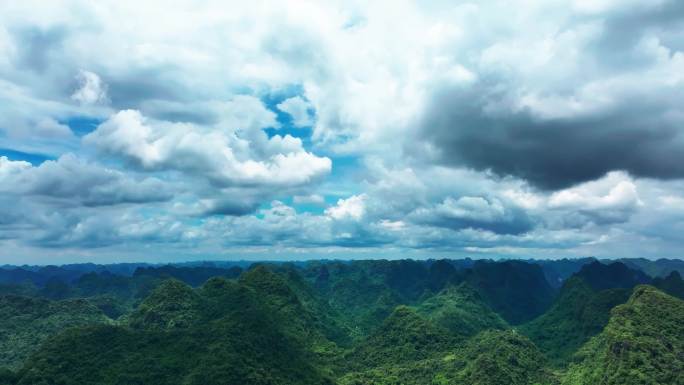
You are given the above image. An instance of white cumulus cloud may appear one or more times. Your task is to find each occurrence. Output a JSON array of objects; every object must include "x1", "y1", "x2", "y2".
[{"x1": 325, "y1": 194, "x2": 367, "y2": 221}]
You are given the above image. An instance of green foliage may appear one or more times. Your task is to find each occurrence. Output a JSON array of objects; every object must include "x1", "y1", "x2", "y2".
[
  {"x1": 453, "y1": 330, "x2": 557, "y2": 385},
  {"x1": 128, "y1": 279, "x2": 201, "y2": 331},
  {"x1": 345, "y1": 306, "x2": 457, "y2": 370},
  {"x1": 563, "y1": 286, "x2": 684, "y2": 385},
  {"x1": 38, "y1": 278, "x2": 75, "y2": 300},
  {"x1": 0, "y1": 283, "x2": 38, "y2": 298},
  {"x1": 416, "y1": 283, "x2": 508, "y2": 340},
  {"x1": 84, "y1": 295, "x2": 130, "y2": 319},
  {"x1": 240, "y1": 266, "x2": 347, "y2": 345},
  {"x1": 270, "y1": 265, "x2": 355, "y2": 346},
  {"x1": 301, "y1": 259, "x2": 556, "y2": 336},
  {"x1": 520, "y1": 277, "x2": 631, "y2": 366},
  {"x1": 298, "y1": 259, "x2": 556, "y2": 337},
  {"x1": 340, "y1": 330, "x2": 556, "y2": 385},
  {"x1": 13, "y1": 276, "x2": 334, "y2": 385},
  {"x1": 2, "y1": 260, "x2": 683, "y2": 384},
  {"x1": 0, "y1": 295, "x2": 109, "y2": 370},
  {"x1": 309, "y1": 262, "x2": 404, "y2": 337}
]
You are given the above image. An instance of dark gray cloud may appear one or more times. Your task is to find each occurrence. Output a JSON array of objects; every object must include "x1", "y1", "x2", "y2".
[
  {"x1": 107, "y1": 70, "x2": 187, "y2": 111},
  {"x1": 27, "y1": 210, "x2": 191, "y2": 249},
  {"x1": 419, "y1": 79, "x2": 684, "y2": 190},
  {"x1": 194, "y1": 198, "x2": 261, "y2": 217},
  {"x1": 408, "y1": 195, "x2": 535, "y2": 235},
  {"x1": 13, "y1": 26, "x2": 68, "y2": 73},
  {"x1": 415, "y1": 1, "x2": 684, "y2": 191},
  {"x1": 590, "y1": 0, "x2": 684, "y2": 54},
  {"x1": 0, "y1": 154, "x2": 172, "y2": 206}
]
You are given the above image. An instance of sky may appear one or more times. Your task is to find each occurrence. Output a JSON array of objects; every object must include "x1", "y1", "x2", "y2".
[{"x1": 1, "y1": 0, "x2": 684, "y2": 264}]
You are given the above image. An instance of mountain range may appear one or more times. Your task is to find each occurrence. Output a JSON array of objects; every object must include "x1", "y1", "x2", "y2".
[{"x1": 0, "y1": 258, "x2": 683, "y2": 384}]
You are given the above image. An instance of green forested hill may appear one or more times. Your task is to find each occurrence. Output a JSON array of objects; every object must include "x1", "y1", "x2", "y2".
[
  {"x1": 344, "y1": 305, "x2": 457, "y2": 371},
  {"x1": 520, "y1": 276, "x2": 631, "y2": 366},
  {"x1": 574, "y1": 261, "x2": 651, "y2": 291},
  {"x1": 303, "y1": 261, "x2": 406, "y2": 337},
  {"x1": 0, "y1": 259, "x2": 682, "y2": 384},
  {"x1": 127, "y1": 279, "x2": 202, "y2": 331},
  {"x1": 244, "y1": 265, "x2": 354, "y2": 347},
  {"x1": 0, "y1": 296, "x2": 110, "y2": 370},
  {"x1": 462, "y1": 261, "x2": 555, "y2": 324},
  {"x1": 339, "y1": 330, "x2": 556, "y2": 385},
  {"x1": 416, "y1": 283, "x2": 508, "y2": 339},
  {"x1": 11, "y1": 276, "x2": 335, "y2": 385},
  {"x1": 449, "y1": 330, "x2": 557, "y2": 385},
  {"x1": 300, "y1": 258, "x2": 556, "y2": 335},
  {"x1": 563, "y1": 286, "x2": 684, "y2": 385}
]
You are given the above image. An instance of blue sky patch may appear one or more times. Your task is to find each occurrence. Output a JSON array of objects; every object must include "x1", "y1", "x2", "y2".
[
  {"x1": 63, "y1": 116, "x2": 103, "y2": 137},
  {"x1": 0, "y1": 148, "x2": 54, "y2": 165}
]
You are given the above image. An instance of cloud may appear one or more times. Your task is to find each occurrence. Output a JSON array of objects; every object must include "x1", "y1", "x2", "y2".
[
  {"x1": 12, "y1": 26, "x2": 68, "y2": 73},
  {"x1": 83, "y1": 103, "x2": 331, "y2": 188},
  {"x1": 34, "y1": 118, "x2": 74, "y2": 139},
  {"x1": 418, "y1": 78, "x2": 684, "y2": 190},
  {"x1": 0, "y1": 154, "x2": 172, "y2": 206},
  {"x1": 325, "y1": 194, "x2": 367, "y2": 220},
  {"x1": 0, "y1": 1, "x2": 684, "y2": 261},
  {"x1": 549, "y1": 171, "x2": 643, "y2": 225},
  {"x1": 409, "y1": 196, "x2": 534, "y2": 235},
  {"x1": 293, "y1": 194, "x2": 325, "y2": 205},
  {"x1": 30, "y1": 210, "x2": 197, "y2": 249},
  {"x1": 413, "y1": 1, "x2": 684, "y2": 190},
  {"x1": 71, "y1": 70, "x2": 108, "y2": 105},
  {"x1": 180, "y1": 197, "x2": 260, "y2": 217},
  {"x1": 0, "y1": 156, "x2": 31, "y2": 177},
  {"x1": 200, "y1": 199, "x2": 394, "y2": 249},
  {"x1": 277, "y1": 96, "x2": 313, "y2": 127}
]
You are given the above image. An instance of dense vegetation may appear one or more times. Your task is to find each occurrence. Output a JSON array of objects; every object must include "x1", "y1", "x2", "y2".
[
  {"x1": 563, "y1": 286, "x2": 684, "y2": 385},
  {"x1": 0, "y1": 258, "x2": 682, "y2": 384},
  {"x1": 461, "y1": 261, "x2": 555, "y2": 324},
  {"x1": 416, "y1": 283, "x2": 508, "y2": 339},
  {"x1": 520, "y1": 276, "x2": 631, "y2": 366},
  {"x1": 11, "y1": 277, "x2": 334, "y2": 385},
  {"x1": 0, "y1": 296, "x2": 109, "y2": 370},
  {"x1": 339, "y1": 329, "x2": 556, "y2": 385}
]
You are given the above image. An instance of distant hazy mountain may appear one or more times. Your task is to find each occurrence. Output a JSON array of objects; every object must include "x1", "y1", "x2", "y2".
[
  {"x1": 462, "y1": 260, "x2": 555, "y2": 324},
  {"x1": 574, "y1": 261, "x2": 651, "y2": 291}
]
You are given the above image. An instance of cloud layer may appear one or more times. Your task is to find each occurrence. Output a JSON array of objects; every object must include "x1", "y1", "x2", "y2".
[{"x1": 1, "y1": 0, "x2": 684, "y2": 263}]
